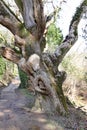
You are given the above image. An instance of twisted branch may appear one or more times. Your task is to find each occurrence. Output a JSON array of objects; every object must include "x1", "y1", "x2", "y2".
[
  {"x1": 0, "y1": 0, "x2": 22, "y2": 35},
  {"x1": 0, "y1": 47, "x2": 21, "y2": 63},
  {"x1": 51, "y1": 2, "x2": 84, "y2": 67},
  {"x1": 42, "y1": 1, "x2": 84, "y2": 75}
]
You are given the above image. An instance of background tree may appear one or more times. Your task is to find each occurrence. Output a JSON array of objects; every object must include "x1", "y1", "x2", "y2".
[
  {"x1": 0, "y1": 33, "x2": 17, "y2": 85},
  {"x1": 0, "y1": 0, "x2": 86, "y2": 114},
  {"x1": 46, "y1": 23, "x2": 63, "y2": 52}
]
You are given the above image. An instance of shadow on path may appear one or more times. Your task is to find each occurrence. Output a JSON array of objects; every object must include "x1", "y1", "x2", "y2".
[
  {"x1": 0, "y1": 78, "x2": 64, "y2": 130},
  {"x1": 0, "y1": 78, "x2": 87, "y2": 130}
]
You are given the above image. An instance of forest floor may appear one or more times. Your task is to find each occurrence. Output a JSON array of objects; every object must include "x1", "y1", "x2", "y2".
[{"x1": 0, "y1": 78, "x2": 87, "y2": 130}]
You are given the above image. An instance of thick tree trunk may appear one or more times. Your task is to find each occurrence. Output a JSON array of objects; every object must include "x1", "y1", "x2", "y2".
[
  {"x1": 0, "y1": 0, "x2": 85, "y2": 115},
  {"x1": 17, "y1": 52, "x2": 67, "y2": 114}
]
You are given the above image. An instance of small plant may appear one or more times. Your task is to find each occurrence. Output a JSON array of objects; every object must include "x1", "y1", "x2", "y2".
[
  {"x1": 18, "y1": 67, "x2": 29, "y2": 88},
  {"x1": 0, "y1": 56, "x2": 6, "y2": 80}
]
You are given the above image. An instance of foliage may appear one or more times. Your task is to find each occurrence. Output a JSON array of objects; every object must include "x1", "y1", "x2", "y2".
[
  {"x1": 18, "y1": 67, "x2": 29, "y2": 88},
  {"x1": 0, "y1": 33, "x2": 18, "y2": 83},
  {"x1": 62, "y1": 56, "x2": 76, "y2": 74},
  {"x1": 0, "y1": 56, "x2": 6, "y2": 79},
  {"x1": 61, "y1": 55, "x2": 84, "y2": 80},
  {"x1": 46, "y1": 23, "x2": 63, "y2": 51},
  {"x1": 0, "y1": 30, "x2": 29, "y2": 87},
  {"x1": 70, "y1": 2, "x2": 83, "y2": 31},
  {"x1": 83, "y1": 0, "x2": 87, "y2": 5},
  {"x1": 0, "y1": 57, "x2": 18, "y2": 84}
]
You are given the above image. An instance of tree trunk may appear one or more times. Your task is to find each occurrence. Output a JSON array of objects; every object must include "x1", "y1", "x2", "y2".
[
  {"x1": 0, "y1": 0, "x2": 85, "y2": 115},
  {"x1": 17, "y1": 50, "x2": 67, "y2": 114}
]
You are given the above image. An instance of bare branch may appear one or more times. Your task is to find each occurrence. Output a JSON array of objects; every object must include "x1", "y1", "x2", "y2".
[
  {"x1": 0, "y1": 47, "x2": 21, "y2": 64},
  {"x1": 49, "y1": 1, "x2": 84, "y2": 70},
  {"x1": 0, "y1": 0, "x2": 22, "y2": 35},
  {"x1": 14, "y1": 35, "x2": 26, "y2": 46},
  {"x1": 46, "y1": 7, "x2": 59, "y2": 23},
  {"x1": 0, "y1": 16, "x2": 17, "y2": 35},
  {"x1": 33, "y1": 0, "x2": 46, "y2": 39},
  {"x1": 0, "y1": 0, "x2": 30, "y2": 56},
  {"x1": 44, "y1": 7, "x2": 59, "y2": 36},
  {"x1": 21, "y1": 0, "x2": 36, "y2": 31},
  {"x1": 0, "y1": 0, "x2": 21, "y2": 23}
]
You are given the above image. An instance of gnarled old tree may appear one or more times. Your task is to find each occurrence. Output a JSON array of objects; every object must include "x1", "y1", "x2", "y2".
[{"x1": 0, "y1": 0, "x2": 86, "y2": 114}]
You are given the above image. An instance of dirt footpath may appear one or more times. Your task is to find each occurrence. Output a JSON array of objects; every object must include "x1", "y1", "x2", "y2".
[
  {"x1": 0, "y1": 79, "x2": 63, "y2": 130},
  {"x1": 0, "y1": 78, "x2": 87, "y2": 130}
]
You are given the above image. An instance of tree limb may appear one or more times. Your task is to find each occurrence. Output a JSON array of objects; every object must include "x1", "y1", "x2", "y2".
[
  {"x1": 0, "y1": 47, "x2": 21, "y2": 64},
  {"x1": 49, "y1": 1, "x2": 84, "y2": 70},
  {"x1": 1, "y1": 0, "x2": 21, "y2": 22},
  {"x1": 0, "y1": 0, "x2": 22, "y2": 35},
  {"x1": 0, "y1": 16, "x2": 18, "y2": 35},
  {"x1": 33, "y1": 0, "x2": 46, "y2": 39},
  {"x1": 44, "y1": 8, "x2": 59, "y2": 35},
  {"x1": 21, "y1": 0, "x2": 36, "y2": 31},
  {"x1": 42, "y1": 1, "x2": 84, "y2": 75},
  {"x1": 0, "y1": 0, "x2": 30, "y2": 57},
  {"x1": 46, "y1": 7, "x2": 59, "y2": 23},
  {"x1": 14, "y1": 0, "x2": 23, "y2": 14},
  {"x1": 14, "y1": 35, "x2": 26, "y2": 46}
]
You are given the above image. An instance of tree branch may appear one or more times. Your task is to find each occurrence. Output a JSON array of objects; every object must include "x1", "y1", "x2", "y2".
[
  {"x1": 0, "y1": 0, "x2": 22, "y2": 35},
  {"x1": 49, "y1": 1, "x2": 84, "y2": 70},
  {"x1": 21, "y1": 0, "x2": 36, "y2": 32},
  {"x1": 1, "y1": 0, "x2": 21, "y2": 22},
  {"x1": 14, "y1": 35, "x2": 26, "y2": 46},
  {"x1": 44, "y1": 8, "x2": 59, "y2": 35},
  {"x1": 0, "y1": 0, "x2": 30, "y2": 57},
  {"x1": 14, "y1": 0, "x2": 46, "y2": 43},
  {"x1": 34, "y1": 0, "x2": 45, "y2": 34},
  {"x1": 0, "y1": 16, "x2": 17, "y2": 35},
  {"x1": 46, "y1": 7, "x2": 59, "y2": 23},
  {"x1": 0, "y1": 47, "x2": 21, "y2": 64}
]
